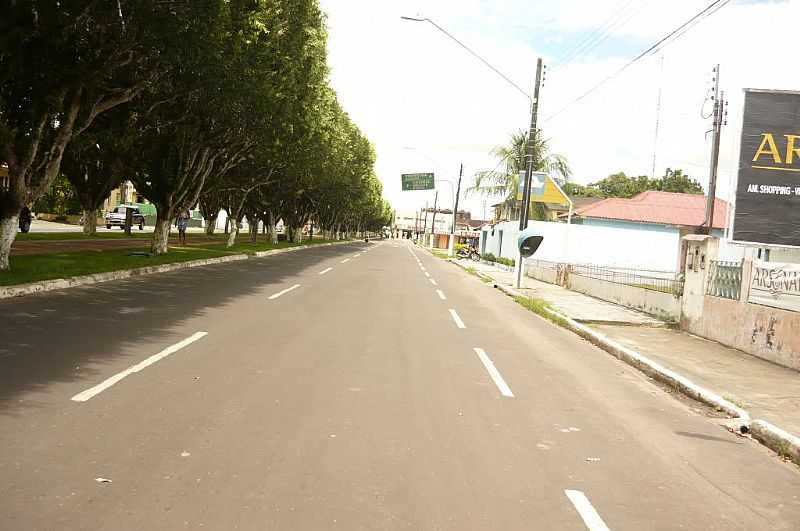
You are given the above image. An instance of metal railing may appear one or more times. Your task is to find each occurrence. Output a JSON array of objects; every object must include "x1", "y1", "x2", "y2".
[
  {"x1": 568, "y1": 263, "x2": 684, "y2": 295},
  {"x1": 526, "y1": 259, "x2": 684, "y2": 295},
  {"x1": 706, "y1": 260, "x2": 742, "y2": 300}
]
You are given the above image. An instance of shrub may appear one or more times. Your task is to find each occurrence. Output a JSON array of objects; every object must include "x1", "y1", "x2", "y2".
[
  {"x1": 496, "y1": 256, "x2": 515, "y2": 267},
  {"x1": 481, "y1": 252, "x2": 496, "y2": 262}
]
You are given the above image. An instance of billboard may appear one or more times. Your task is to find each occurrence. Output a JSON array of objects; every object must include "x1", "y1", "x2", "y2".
[
  {"x1": 733, "y1": 89, "x2": 800, "y2": 246},
  {"x1": 401, "y1": 173, "x2": 434, "y2": 191},
  {"x1": 516, "y1": 171, "x2": 569, "y2": 205}
]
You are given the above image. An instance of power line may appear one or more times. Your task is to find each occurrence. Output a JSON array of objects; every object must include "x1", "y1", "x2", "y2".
[
  {"x1": 552, "y1": 0, "x2": 651, "y2": 73},
  {"x1": 543, "y1": 0, "x2": 732, "y2": 123},
  {"x1": 551, "y1": 0, "x2": 636, "y2": 69}
]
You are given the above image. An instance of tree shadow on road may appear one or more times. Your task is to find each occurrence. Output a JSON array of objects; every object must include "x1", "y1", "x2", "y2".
[{"x1": 0, "y1": 242, "x2": 370, "y2": 416}]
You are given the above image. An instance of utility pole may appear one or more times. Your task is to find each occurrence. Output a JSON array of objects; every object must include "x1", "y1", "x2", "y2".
[
  {"x1": 703, "y1": 64, "x2": 726, "y2": 235},
  {"x1": 515, "y1": 57, "x2": 544, "y2": 289},
  {"x1": 422, "y1": 201, "x2": 429, "y2": 244},
  {"x1": 449, "y1": 163, "x2": 463, "y2": 256},
  {"x1": 430, "y1": 190, "x2": 439, "y2": 248}
]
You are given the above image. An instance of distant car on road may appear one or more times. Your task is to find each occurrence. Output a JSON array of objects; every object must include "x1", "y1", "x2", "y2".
[{"x1": 105, "y1": 205, "x2": 145, "y2": 230}]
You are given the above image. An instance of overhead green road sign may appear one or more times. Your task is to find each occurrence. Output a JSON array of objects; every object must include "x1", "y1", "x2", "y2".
[{"x1": 401, "y1": 173, "x2": 435, "y2": 191}]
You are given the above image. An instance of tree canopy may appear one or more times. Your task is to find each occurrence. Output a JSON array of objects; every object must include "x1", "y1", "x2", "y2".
[
  {"x1": 566, "y1": 168, "x2": 703, "y2": 199},
  {"x1": 0, "y1": 0, "x2": 391, "y2": 268}
]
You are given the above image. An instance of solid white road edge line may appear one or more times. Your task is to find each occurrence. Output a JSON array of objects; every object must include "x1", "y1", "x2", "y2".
[
  {"x1": 424, "y1": 272, "x2": 431, "y2": 277},
  {"x1": 429, "y1": 278, "x2": 437, "y2": 285},
  {"x1": 449, "y1": 309, "x2": 466, "y2": 329},
  {"x1": 473, "y1": 348, "x2": 514, "y2": 398},
  {"x1": 436, "y1": 289, "x2": 446, "y2": 300},
  {"x1": 268, "y1": 284, "x2": 301, "y2": 300},
  {"x1": 319, "y1": 267, "x2": 333, "y2": 275},
  {"x1": 565, "y1": 490, "x2": 611, "y2": 531},
  {"x1": 341, "y1": 258, "x2": 350, "y2": 263},
  {"x1": 71, "y1": 332, "x2": 208, "y2": 402}
]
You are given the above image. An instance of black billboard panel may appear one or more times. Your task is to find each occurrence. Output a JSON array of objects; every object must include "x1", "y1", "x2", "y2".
[{"x1": 733, "y1": 90, "x2": 800, "y2": 247}]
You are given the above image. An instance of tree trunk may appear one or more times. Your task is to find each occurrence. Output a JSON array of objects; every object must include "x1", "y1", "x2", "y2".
[
  {"x1": 226, "y1": 225, "x2": 238, "y2": 248},
  {"x1": 249, "y1": 218, "x2": 258, "y2": 243},
  {"x1": 309, "y1": 222, "x2": 314, "y2": 241},
  {"x1": 82, "y1": 208, "x2": 98, "y2": 236},
  {"x1": 224, "y1": 217, "x2": 229, "y2": 234},
  {"x1": 295, "y1": 228, "x2": 302, "y2": 244},
  {"x1": 151, "y1": 214, "x2": 172, "y2": 255},
  {"x1": 204, "y1": 214, "x2": 218, "y2": 235},
  {"x1": 269, "y1": 214, "x2": 278, "y2": 245},
  {"x1": 0, "y1": 214, "x2": 19, "y2": 271}
]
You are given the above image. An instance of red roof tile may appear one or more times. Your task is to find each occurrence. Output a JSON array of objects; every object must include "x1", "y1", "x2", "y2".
[{"x1": 573, "y1": 191, "x2": 729, "y2": 229}]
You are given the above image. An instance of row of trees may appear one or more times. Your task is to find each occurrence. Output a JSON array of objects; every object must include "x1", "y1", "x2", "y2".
[
  {"x1": 563, "y1": 169, "x2": 704, "y2": 198},
  {"x1": 0, "y1": 1, "x2": 391, "y2": 270}
]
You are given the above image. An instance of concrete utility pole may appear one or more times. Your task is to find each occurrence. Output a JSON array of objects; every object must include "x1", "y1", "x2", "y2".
[
  {"x1": 703, "y1": 64, "x2": 726, "y2": 235},
  {"x1": 422, "y1": 201, "x2": 429, "y2": 243},
  {"x1": 430, "y1": 190, "x2": 439, "y2": 248},
  {"x1": 448, "y1": 164, "x2": 463, "y2": 256},
  {"x1": 515, "y1": 57, "x2": 544, "y2": 289}
]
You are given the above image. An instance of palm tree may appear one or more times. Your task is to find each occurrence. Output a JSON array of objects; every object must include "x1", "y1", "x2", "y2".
[{"x1": 468, "y1": 129, "x2": 570, "y2": 221}]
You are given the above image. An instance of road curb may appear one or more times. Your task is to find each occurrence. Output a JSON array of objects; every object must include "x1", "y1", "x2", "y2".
[
  {"x1": 492, "y1": 282, "x2": 751, "y2": 427},
  {"x1": 0, "y1": 254, "x2": 249, "y2": 300},
  {"x1": 1, "y1": 240, "x2": 355, "y2": 300},
  {"x1": 751, "y1": 420, "x2": 800, "y2": 466},
  {"x1": 485, "y1": 279, "x2": 800, "y2": 465}
]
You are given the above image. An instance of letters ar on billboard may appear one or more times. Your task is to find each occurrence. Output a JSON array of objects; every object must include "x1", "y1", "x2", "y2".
[{"x1": 733, "y1": 89, "x2": 800, "y2": 247}]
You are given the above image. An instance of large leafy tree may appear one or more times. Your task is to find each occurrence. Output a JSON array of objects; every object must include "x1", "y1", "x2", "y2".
[
  {"x1": 468, "y1": 129, "x2": 571, "y2": 220},
  {"x1": 0, "y1": 1, "x2": 182, "y2": 269}
]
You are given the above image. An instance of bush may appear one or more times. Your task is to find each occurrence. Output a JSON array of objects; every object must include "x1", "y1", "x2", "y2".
[
  {"x1": 481, "y1": 252, "x2": 496, "y2": 262},
  {"x1": 454, "y1": 243, "x2": 468, "y2": 253},
  {"x1": 496, "y1": 256, "x2": 515, "y2": 267}
]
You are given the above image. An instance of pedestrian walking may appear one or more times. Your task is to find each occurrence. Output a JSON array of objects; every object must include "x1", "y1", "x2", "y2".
[{"x1": 177, "y1": 208, "x2": 190, "y2": 245}]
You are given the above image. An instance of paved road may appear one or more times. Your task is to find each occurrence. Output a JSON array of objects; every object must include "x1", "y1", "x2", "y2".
[{"x1": 1, "y1": 240, "x2": 799, "y2": 530}]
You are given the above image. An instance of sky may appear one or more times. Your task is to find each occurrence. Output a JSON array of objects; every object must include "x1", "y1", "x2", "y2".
[{"x1": 318, "y1": 0, "x2": 799, "y2": 220}]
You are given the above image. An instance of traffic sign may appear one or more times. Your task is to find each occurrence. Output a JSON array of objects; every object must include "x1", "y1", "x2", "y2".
[{"x1": 401, "y1": 173, "x2": 435, "y2": 191}]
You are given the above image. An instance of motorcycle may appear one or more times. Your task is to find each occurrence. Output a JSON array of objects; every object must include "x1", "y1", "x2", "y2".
[{"x1": 457, "y1": 246, "x2": 480, "y2": 261}]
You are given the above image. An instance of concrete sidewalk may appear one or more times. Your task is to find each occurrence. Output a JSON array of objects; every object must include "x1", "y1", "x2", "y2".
[{"x1": 457, "y1": 259, "x2": 800, "y2": 440}]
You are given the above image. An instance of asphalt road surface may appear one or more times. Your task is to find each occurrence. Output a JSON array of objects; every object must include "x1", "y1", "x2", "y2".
[{"x1": 1, "y1": 240, "x2": 799, "y2": 530}]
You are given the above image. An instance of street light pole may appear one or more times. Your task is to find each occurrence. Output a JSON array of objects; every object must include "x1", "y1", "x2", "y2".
[
  {"x1": 514, "y1": 57, "x2": 544, "y2": 289},
  {"x1": 449, "y1": 163, "x2": 463, "y2": 257},
  {"x1": 430, "y1": 190, "x2": 439, "y2": 248}
]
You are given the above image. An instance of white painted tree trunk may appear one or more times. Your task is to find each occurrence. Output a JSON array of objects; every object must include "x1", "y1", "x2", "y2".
[
  {"x1": 82, "y1": 208, "x2": 98, "y2": 236},
  {"x1": 151, "y1": 217, "x2": 172, "y2": 255},
  {"x1": 0, "y1": 214, "x2": 19, "y2": 271},
  {"x1": 226, "y1": 221, "x2": 239, "y2": 248}
]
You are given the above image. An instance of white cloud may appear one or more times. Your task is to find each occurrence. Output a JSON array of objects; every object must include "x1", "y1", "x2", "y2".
[{"x1": 321, "y1": 0, "x2": 799, "y2": 217}]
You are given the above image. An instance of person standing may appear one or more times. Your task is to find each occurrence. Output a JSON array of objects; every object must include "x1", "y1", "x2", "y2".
[{"x1": 177, "y1": 208, "x2": 190, "y2": 245}]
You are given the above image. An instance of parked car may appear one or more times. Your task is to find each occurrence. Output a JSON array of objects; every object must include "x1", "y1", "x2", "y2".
[{"x1": 105, "y1": 205, "x2": 145, "y2": 230}]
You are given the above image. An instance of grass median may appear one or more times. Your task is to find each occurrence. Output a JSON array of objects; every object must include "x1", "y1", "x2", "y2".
[
  {"x1": 2, "y1": 237, "x2": 348, "y2": 287},
  {"x1": 0, "y1": 247, "x2": 239, "y2": 286}
]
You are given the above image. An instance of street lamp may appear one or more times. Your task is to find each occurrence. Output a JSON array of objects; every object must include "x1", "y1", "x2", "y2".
[{"x1": 400, "y1": 16, "x2": 531, "y2": 104}]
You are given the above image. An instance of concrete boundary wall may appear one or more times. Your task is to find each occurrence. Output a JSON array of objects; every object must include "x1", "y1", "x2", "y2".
[{"x1": 568, "y1": 274, "x2": 681, "y2": 322}]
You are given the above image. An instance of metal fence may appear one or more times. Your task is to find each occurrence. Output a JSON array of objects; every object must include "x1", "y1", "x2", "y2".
[
  {"x1": 568, "y1": 263, "x2": 684, "y2": 295},
  {"x1": 706, "y1": 260, "x2": 743, "y2": 300},
  {"x1": 527, "y1": 259, "x2": 683, "y2": 295}
]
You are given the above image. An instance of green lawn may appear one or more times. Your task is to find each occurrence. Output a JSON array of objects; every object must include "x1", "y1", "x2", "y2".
[
  {"x1": 15, "y1": 231, "x2": 153, "y2": 241},
  {"x1": 0, "y1": 247, "x2": 237, "y2": 286},
  {"x1": 1, "y1": 237, "x2": 348, "y2": 286}
]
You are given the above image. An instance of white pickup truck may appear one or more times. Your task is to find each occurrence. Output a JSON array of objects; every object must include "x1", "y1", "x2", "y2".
[{"x1": 105, "y1": 205, "x2": 145, "y2": 230}]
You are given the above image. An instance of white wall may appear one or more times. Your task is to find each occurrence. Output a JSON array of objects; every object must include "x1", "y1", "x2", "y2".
[{"x1": 480, "y1": 220, "x2": 681, "y2": 271}]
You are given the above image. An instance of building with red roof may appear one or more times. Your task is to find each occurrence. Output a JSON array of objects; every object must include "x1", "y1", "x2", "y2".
[{"x1": 566, "y1": 191, "x2": 729, "y2": 232}]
